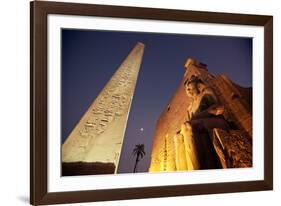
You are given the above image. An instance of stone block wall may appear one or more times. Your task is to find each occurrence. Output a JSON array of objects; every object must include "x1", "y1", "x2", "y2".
[{"x1": 149, "y1": 58, "x2": 252, "y2": 172}]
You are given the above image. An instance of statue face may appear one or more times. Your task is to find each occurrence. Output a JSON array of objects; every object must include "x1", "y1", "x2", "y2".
[
  {"x1": 185, "y1": 76, "x2": 203, "y2": 98},
  {"x1": 184, "y1": 75, "x2": 218, "y2": 115},
  {"x1": 185, "y1": 75, "x2": 214, "y2": 98},
  {"x1": 185, "y1": 81, "x2": 199, "y2": 97}
]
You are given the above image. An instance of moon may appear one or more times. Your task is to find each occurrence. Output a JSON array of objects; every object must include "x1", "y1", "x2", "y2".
[{"x1": 140, "y1": 128, "x2": 144, "y2": 132}]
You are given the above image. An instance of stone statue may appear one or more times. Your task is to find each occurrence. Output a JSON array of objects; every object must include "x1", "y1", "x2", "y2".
[
  {"x1": 149, "y1": 58, "x2": 252, "y2": 172},
  {"x1": 184, "y1": 75, "x2": 229, "y2": 134},
  {"x1": 183, "y1": 75, "x2": 230, "y2": 169}
]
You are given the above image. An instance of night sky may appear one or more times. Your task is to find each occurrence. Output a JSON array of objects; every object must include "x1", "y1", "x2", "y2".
[{"x1": 61, "y1": 29, "x2": 252, "y2": 174}]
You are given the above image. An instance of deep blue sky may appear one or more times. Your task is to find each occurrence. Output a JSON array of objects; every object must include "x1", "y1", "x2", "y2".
[{"x1": 61, "y1": 29, "x2": 252, "y2": 174}]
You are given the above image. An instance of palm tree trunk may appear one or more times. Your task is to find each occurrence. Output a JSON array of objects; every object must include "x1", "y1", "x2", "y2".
[{"x1": 133, "y1": 155, "x2": 140, "y2": 173}]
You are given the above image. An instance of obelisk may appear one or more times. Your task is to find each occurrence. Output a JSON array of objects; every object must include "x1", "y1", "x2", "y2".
[{"x1": 62, "y1": 42, "x2": 145, "y2": 174}]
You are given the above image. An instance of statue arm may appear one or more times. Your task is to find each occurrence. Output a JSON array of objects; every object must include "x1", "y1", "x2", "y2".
[
  {"x1": 207, "y1": 104, "x2": 224, "y2": 116},
  {"x1": 191, "y1": 104, "x2": 225, "y2": 119}
]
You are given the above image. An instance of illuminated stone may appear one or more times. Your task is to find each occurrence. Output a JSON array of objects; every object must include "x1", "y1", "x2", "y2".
[
  {"x1": 62, "y1": 42, "x2": 145, "y2": 174},
  {"x1": 212, "y1": 128, "x2": 252, "y2": 168},
  {"x1": 149, "y1": 58, "x2": 252, "y2": 172},
  {"x1": 173, "y1": 133, "x2": 188, "y2": 171},
  {"x1": 180, "y1": 123, "x2": 200, "y2": 170}
]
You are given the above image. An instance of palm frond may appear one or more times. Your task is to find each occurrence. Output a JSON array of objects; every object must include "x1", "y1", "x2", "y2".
[{"x1": 132, "y1": 144, "x2": 145, "y2": 158}]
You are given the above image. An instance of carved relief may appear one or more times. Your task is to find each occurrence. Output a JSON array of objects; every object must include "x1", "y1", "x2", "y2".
[{"x1": 62, "y1": 42, "x2": 145, "y2": 175}]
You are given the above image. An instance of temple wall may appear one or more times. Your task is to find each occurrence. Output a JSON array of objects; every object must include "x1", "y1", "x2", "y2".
[
  {"x1": 149, "y1": 58, "x2": 252, "y2": 172},
  {"x1": 207, "y1": 75, "x2": 252, "y2": 138},
  {"x1": 149, "y1": 59, "x2": 209, "y2": 172}
]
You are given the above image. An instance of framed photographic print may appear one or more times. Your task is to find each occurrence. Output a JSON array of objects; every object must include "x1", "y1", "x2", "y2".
[{"x1": 30, "y1": 1, "x2": 273, "y2": 205}]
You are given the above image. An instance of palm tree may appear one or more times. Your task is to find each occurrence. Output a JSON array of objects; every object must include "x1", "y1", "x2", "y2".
[{"x1": 132, "y1": 144, "x2": 145, "y2": 173}]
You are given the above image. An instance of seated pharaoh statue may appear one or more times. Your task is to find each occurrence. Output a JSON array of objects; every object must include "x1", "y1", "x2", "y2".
[{"x1": 183, "y1": 75, "x2": 230, "y2": 169}]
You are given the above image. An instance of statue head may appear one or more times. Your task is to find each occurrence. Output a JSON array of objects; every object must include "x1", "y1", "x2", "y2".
[
  {"x1": 184, "y1": 75, "x2": 207, "y2": 98},
  {"x1": 184, "y1": 75, "x2": 218, "y2": 115}
]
